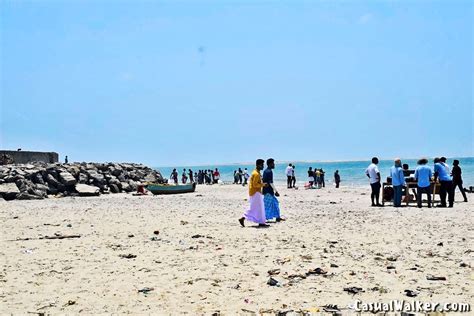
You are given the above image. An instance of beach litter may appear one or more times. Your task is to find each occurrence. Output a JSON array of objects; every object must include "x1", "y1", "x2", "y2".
[
  {"x1": 267, "y1": 268, "x2": 280, "y2": 275},
  {"x1": 267, "y1": 277, "x2": 281, "y2": 286},
  {"x1": 119, "y1": 254, "x2": 137, "y2": 259},
  {"x1": 404, "y1": 289, "x2": 418, "y2": 297},
  {"x1": 138, "y1": 287, "x2": 154, "y2": 294},
  {"x1": 343, "y1": 287, "x2": 364, "y2": 295},
  {"x1": 426, "y1": 275, "x2": 446, "y2": 281},
  {"x1": 307, "y1": 268, "x2": 327, "y2": 275}
]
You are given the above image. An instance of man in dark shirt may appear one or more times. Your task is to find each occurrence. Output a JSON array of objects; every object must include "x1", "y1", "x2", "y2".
[
  {"x1": 334, "y1": 170, "x2": 341, "y2": 188},
  {"x1": 452, "y1": 160, "x2": 468, "y2": 202},
  {"x1": 263, "y1": 158, "x2": 283, "y2": 222},
  {"x1": 307, "y1": 167, "x2": 314, "y2": 187}
]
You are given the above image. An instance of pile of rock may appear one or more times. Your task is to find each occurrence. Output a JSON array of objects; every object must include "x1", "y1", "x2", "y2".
[{"x1": 0, "y1": 162, "x2": 164, "y2": 201}]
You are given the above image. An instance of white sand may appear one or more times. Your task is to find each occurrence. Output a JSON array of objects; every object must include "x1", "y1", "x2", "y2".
[{"x1": 1, "y1": 184, "x2": 472, "y2": 314}]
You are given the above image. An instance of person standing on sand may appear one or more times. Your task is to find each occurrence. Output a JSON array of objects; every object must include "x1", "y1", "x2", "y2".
[
  {"x1": 238, "y1": 168, "x2": 243, "y2": 184},
  {"x1": 365, "y1": 157, "x2": 382, "y2": 206},
  {"x1": 334, "y1": 170, "x2": 341, "y2": 188},
  {"x1": 434, "y1": 157, "x2": 454, "y2": 207},
  {"x1": 188, "y1": 169, "x2": 194, "y2": 183},
  {"x1": 171, "y1": 169, "x2": 178, "y2": 185},
  {"x1": 263, "y1": 158, "x2": 284, "y2": 222},
  {"x1": 414, "y1": 158, "x2": 432, "y2": 208},
  {"x1": 291, "y1": 165, "x2": 296, "y2": 188},
  {"x1": 243, "y1": 168, "x2": 249, "y2": 186},
  {"x1": 213, "y1": 168, "x2": 220, "y2": 184},
  {"x1": 307, "y1": 167, "x2": 314, "y2": 187},
  {"x1": 181, "y1": 169, "x2": 188, "y2": 184},
  {"x1": 452, "y1": 160, "x2": 468, "y2": 202},
  {"x1": 390, "y1": 158, "x2": 406, "y2": 207},
  {"x1": 320, "y1": 169, "x2": 325, "y2": 188},
  {"x1": 286, "y1": 163, "x2": 293, "y2": 188},
  {"x1": 239, "y1": 159, "x2": 268, "y2": 227}
]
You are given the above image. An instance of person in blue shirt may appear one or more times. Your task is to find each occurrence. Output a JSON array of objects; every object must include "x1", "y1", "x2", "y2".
[
  {"x1": 434, "y1": 157, "x2": 454, "y2": 207},
  {"x1": 390, "y1": 158, "x2": 406, "y2": 207},
  {"x1": 414, "y1": 158, "x2": 432, "y2": 208},
  {"x1": 262, "y1": 158, "x2": 284, "y2": 222}
]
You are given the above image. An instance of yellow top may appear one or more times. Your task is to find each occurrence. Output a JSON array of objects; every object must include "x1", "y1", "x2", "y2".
[{"x1": 249, "y1": 169, "x2": 264, "y2": 196}]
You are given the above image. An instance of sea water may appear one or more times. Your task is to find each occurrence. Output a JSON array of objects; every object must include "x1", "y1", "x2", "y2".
[{"x1": 156, "y1": 157, "x2": 474, "y2": 187}]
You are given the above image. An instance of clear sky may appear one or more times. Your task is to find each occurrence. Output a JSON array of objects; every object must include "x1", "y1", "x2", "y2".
[{"x1": 1, "y1": 1, "x2": 472, "y2": 166}]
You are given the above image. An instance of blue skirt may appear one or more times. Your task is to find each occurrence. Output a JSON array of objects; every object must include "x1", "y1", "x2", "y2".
[{"x1": 264, "y1": 194, "x2": 280, "y2": 220}]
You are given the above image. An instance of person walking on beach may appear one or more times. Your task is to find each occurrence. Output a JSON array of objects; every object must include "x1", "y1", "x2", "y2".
[
  {"x1": 365, "y1": 157, "x2": 382, "y2": 206},
  {"x1": 286, "y1": 163, "x2": 293, "y2": 188},
  {"x1": 320, "y1": 169, "x2": 325, "y2": 188},
  {"x1": 291, "y1": 165, "x2": 296, "y2": 188},
  {"x1": 414, "y1": 158, "x2": 432, "y2": 208},
  {"x1": 434, "y1": 157, "x2": 454, "y2": 207},
  {"x1": 238, "y1": 168, "x2": 243, "y2": 184},
  {"x1": 390, "y1": 158, "x2": 406, "y2": 207},
  {"x1": 452, "y1": 160, "x2": 468, "y2": 202},
  {"x1": 334, "y1": 170, "x2": 341, "y2": 188},
  {"x1": 263, "y1": 158, "x2": 284, "y2": 222},
  {"x1": 239, "y1": 159, "x2": 268, "y2": 227}
]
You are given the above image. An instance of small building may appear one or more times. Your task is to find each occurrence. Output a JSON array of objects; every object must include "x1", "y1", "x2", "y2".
[{"x1": 0, "y1": 150, "x2": 59, "y2": 164}]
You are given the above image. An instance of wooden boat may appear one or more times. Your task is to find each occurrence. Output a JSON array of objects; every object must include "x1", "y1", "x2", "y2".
[{"x1": 146, "y1": 182, "x2": 196, "y2": 195}]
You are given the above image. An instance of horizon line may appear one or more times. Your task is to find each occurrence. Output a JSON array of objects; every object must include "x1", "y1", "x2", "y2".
[{"x1": 154, "y1": 156, "x2": 474, "y2": 168}]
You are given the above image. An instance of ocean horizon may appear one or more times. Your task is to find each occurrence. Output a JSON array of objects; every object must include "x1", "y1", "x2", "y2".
[{"x1": 155, "y1": 157, "x2": 474, "y2": 187}]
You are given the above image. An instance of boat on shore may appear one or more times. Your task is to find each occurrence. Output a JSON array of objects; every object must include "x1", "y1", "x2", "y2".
[{"x1": 146, "y1": 182, "x2": 196, "y2": 195}]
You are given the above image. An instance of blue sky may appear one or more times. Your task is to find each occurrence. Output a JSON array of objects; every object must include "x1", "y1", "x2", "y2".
[{"x1": 1, "y1": 1, "x2": 472, "y2": 166}]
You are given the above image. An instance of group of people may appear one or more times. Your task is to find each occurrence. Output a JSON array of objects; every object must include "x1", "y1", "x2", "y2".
[
  {"x1": 233, "y1": 168, "x2": 249, "y2": 185},
  {"x1": 169, "y1": 168, "x2": 221, "y2": 185},
  {"x1": 239, "y1": 159, "x2": 284, "y2": 227},
  {"x1": 366, "y1": 156, "x2": 468, "y2": 208},
  {"x1": 306, "y1": 167, "x2": 326, "y2": 188}
]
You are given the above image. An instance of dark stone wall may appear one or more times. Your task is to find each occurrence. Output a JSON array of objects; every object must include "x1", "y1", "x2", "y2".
[{"x1": 0, "y1": 150, "x2": 59, "y2": 164}]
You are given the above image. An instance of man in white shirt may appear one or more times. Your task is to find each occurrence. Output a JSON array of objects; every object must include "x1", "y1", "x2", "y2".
[
  {"x1": 285, "y1": 163, "x2": 293, "y2": 188},
  {"x1": 365, "y1": 157, "x2": 382, "y2": 206}
]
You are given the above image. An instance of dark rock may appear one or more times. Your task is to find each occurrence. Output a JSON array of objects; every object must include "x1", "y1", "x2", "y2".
[
  {"x1": 45, "y1": 174, "x2": 60, "y2": 187},
  {"x1": 109, "y1": 184, "x2": 120, "y2": 193},
  {"x1": 59, "y1": 172, "x2": 77, "y2": 186},
  {"x1": 16, "y1": 192, "x2": 44, "y2": 200},
  {"x1": 78, "y1": 173, "x2": 88, "y2": 184},
  {"x1": 0, "y1": 183, "x2": 20, "y2": 200}
]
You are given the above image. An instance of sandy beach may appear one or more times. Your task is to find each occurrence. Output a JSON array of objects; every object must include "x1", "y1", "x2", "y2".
[{"x1": 1, "y1": 184, "x2": 472, "y2": 314}]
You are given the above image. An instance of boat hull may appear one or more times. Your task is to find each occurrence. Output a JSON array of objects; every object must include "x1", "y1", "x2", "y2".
[{"x1": 146, "y1": 183, "x2": 196, "y2": 195}]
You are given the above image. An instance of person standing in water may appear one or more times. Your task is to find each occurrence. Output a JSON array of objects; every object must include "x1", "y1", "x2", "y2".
[{"x1": 239, "y1": 159, "x2": 268, "y2": 227}]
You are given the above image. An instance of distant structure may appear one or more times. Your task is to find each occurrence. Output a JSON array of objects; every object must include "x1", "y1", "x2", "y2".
[
  {"x1": 0, "y1": 150, "x2": 58, "y2": 164},
  {"x1": 65, "y1": 155, "x2": 68, "y2": 164}
]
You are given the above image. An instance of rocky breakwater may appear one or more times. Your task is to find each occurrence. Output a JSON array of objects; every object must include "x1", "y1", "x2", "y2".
[{"x1": 0, "y1": 162, "x2": 163, "y2": 201}]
